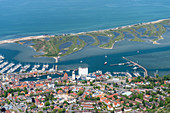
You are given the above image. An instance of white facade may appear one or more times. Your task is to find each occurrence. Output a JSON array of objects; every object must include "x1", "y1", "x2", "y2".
[
  {"x1": 72, "y1": 70, "x2": 76, "y2": 80},
  {"x1": 78, "y1": 67, "x2": 88, "y2": 77}
]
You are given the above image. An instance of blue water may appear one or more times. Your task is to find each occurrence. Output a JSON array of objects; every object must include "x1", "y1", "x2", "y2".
[
  {"x1": 97, "y1": 36, "x2": 110, "y2": 45},
  {"x1": 59, "y1": 42, "x2": 72, "y2": 50},
  {"x1": 0, "y1": 0, "x2": 170, "y2": 78},
  {"x1": 0, "y1": 0, "x2": 170, "y2": 40}
]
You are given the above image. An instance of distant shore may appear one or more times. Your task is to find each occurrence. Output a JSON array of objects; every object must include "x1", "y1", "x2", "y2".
[{"x1": 0, "y1": 19, "x2": 169, "y2": 45}]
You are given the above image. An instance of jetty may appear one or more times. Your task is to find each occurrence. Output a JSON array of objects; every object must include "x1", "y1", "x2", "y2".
[{"x1": 122, "y1": 57, "x2": 148, "y2": 77}]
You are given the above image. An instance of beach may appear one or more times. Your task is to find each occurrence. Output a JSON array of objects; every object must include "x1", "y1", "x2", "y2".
[
  {"x1": 0, "y1": 35, "x2": 52, "y2": 44},
  {"x1": 0, "y1": 19, "x2": 169, "y2": 46}
]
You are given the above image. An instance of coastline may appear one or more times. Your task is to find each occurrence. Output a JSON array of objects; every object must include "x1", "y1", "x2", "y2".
[
  {"x1": 0, "y1": 18, "x2": 169, "y2": 62},
  {"x1": 153, "y1": 35, "x2": 164, "y2": 44},
  {"x1": 0, "y1": 35, "x2": 53, "y2": 45},
  {"x1": 0, "y1": 19, "x2": 169, "y2": 45},
  {"x1": 53, "y1": 57, "x2": 58, "y2": 63}
]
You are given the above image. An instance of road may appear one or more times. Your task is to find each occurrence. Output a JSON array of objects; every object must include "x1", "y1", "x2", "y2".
[{"x1": 11, "y1": 101, "x2": 21, "y2": 113}]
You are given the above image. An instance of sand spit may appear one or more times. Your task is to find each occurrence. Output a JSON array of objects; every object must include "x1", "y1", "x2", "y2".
[{"x1": 0, "y1": 35, "x2": 52, "y2": 44}]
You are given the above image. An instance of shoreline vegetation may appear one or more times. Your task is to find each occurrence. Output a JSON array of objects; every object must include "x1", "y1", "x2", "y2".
[{"x1": 0, "y1": 19, "x2": 170, "y2": 61}]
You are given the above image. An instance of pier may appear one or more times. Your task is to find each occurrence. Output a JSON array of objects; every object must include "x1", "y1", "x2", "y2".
[{"x1": 122, "y1": 57, "x2": 148, "y2": 77}]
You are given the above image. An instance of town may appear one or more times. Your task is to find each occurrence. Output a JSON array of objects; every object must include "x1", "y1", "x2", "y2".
[{"x1": 0, "y1": 65, "x2": 169, "y2": 113}]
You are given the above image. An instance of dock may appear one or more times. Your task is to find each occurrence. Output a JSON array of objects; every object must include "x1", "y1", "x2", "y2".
[{"x1": 122, "y1": 57, "x2": 148, "y2": 77}]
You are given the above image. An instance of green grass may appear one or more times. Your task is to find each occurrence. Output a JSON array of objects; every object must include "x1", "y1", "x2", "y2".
[{"x1": 130, "y1": 37, "x2": 145, "y2": 42}]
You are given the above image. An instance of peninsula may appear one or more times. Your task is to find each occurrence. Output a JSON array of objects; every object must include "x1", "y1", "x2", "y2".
[{"x1": 0, "y1": 19, "x2": 170, "y2": 59}]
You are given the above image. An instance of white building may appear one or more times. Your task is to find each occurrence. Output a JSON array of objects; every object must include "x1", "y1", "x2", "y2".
[
  {"x1": 78, "y1": 67, "x2": 88, "y2": 77},
  {"x1": 72, "y1": 70, "x2": 76, "y2": 80}
]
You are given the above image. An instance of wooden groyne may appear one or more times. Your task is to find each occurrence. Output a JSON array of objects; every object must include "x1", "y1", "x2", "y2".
[{"x1": 122, "y1": 57, "x2": 148, "y2": 77}]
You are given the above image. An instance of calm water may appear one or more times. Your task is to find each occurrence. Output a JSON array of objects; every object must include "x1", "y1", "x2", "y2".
[
  {"x1": 58, "y1": 26, "x2": 170, "y2": 76},
  {"x1": 0, "y1": 0, "x2": 170, "y2": 78},
  {"x1": 0, "y1": 0, "x2": 170, "y2": 40}
]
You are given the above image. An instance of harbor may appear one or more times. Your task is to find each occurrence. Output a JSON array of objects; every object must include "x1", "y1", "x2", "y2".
[{"x1": 0, "y1": 54, "x2": 148, "y2": 82}]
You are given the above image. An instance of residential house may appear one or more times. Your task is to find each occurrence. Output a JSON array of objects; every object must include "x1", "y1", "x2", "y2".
[
  {"x1": 145, "y1": 102, "x2": 152, "y2": 109},
  {"x1": 135, "y1": 98, "x2": 143, "y2": 104},
  {"x1": 124, "y1": 107, "x2": 132, "y2": 112},
  {"x1": 139, "y1": 104, "x2": 146, "y2": 111},
  {"x1": 107, "y1": 105, "x2": 113, "y2": 111}
]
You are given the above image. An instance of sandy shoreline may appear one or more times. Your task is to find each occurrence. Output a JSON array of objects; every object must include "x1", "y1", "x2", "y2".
[
  {"x1": 0, "y1": 35, "x2": 53, "y2": 44},
  {"x1": 0, "y1": 19, "x2": 169, "y2": 45},
  {"x1": 53, "y1": 57, "x2": 58, "y2": 63}
]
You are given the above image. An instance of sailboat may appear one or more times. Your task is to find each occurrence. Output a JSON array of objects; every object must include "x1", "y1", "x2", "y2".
[{"x1": 104, "y1": 55, "x2": 107, "y2": 65}]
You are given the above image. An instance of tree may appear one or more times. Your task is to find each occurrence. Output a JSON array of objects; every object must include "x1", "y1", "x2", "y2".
[
  {"x1": 45, "y1": 101, "x2": 50, "y2": 106},
  {"x1": 51, "y1": 109, "x2": 57, "y2": 113},
  {"x1": 126, "y1": 78, "x2": 129, "y2": 83},
  {"x1": 129, "y1": 103, "x2": 133, "y2": 107},
  {"x1": 143, "y1": 100, "x2": 145, "y2": 107},
  {"x1": 159, "y1": 101, "x2": 164, "y2": 107},
  {"x1": 137, "y1": 103, "x2": 140, "y2": 108},
  {"x1": 8, "y1": 100, "x2": 10, "y2": 105},
  {"x1": 38, "y1": 111, "x2": 43, "y2": 113},
  {"x1": 77, "y1": 90, "x2": 84, "y2": 96},
  {"x1": 137, "y1": 93, "x2": 143, "y2": 100},
  {"x1": 149, "y1": 98, "x2": 153, "y2": 102},
  {"x1": 96, "y1": 97, "x2": 100, "y2": 100},
  {"x1": 64, "y1": 100, "x2": 68, "y2": 105},
  {"x1": 113, "y1": 95, "x2": 118, "y2": 99},
  {"x1": 30, "y1": 104, "x2": 36, "y2": 109},
  {"x1": 156, "y1": 74, "x2": 159, "y2": 78},
  {"x1": 152, "y1": 104, "x2": 155, "y2": 109},
  {"x1": 120, "y1": 98, "x2": 123, "y2": 101},
  {"x1": 50, "y1": 106, "x2": 54, "y2": 109},
  {"x1": 98, "y1": 102, "x2": 102, "y2": 106}
]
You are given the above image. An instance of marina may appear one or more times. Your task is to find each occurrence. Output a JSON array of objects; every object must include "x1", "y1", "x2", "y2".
[
  {"x1": 0, "y1": 63, "x2": 14, "y2": 74},
  {"x1": 7, "y1": 64, "x2": 21, "y2": 73},
  {"x1": 0, "y1": 62, "x2": 8, "y2": 69},
  {"x1": 0, "y1": 54, "x2": 147, "y2": 82},
  {"x1": 20, "y1": 64, "x2": 30, "y2": 73}
]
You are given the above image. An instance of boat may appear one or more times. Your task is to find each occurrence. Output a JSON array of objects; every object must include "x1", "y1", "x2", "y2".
[
  {"x1": 58, "y1": 70, "x2": 63, "y2": 73},
  {"x1": 104, "y1": 62, "x2": 107, "y2": 65},
  {"x1": 0, "y1": 55, "x2": 4, "y2": 59},
  {"x1": 47, "y1": 75, "x2": 52, "y2": 80},
  {"x1": 0, "y1": 62, "x2": 8, "y2": 68},
  {"x1": 80, "y1": 60, "x2": 83, "y2": 63},
  {"x1": 105, "y1": 55, "x2": 107, "y2": 58},
  {"x1": 57, "y1": 72, "x2": 63, "y2": 75},
  {"x1": 66, "y1": 70, "x2": 70, "y2": 72},
  {"x1": 134, "y1": 67, "x2": 138, "y2": 69},
  {"x1": 0, "y1": 63, "x2": 14, "y2": 73},
  {"x1": 47, "y1": 75, "x2": 51, "y2": 79},
  {"x1": 0, "y1": 60, "x2": 3, "y2": 63},
  {"x1": 36, "y1": 77, "x2": 40, "y2": 80},
  {"x1": 20, "y1": 64, "x2": 30, "y2": 73},
  {"x1": 118, "y1": 63, "x2": 124, "y2": 66},
  {"x1": 7, "y1": 63, "x2": 21, "y2": 73}
]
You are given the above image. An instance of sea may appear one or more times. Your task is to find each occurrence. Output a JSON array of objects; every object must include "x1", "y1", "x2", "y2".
[{"x1": 0, "y1": 0, "x2": 170, "y2": 80}]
